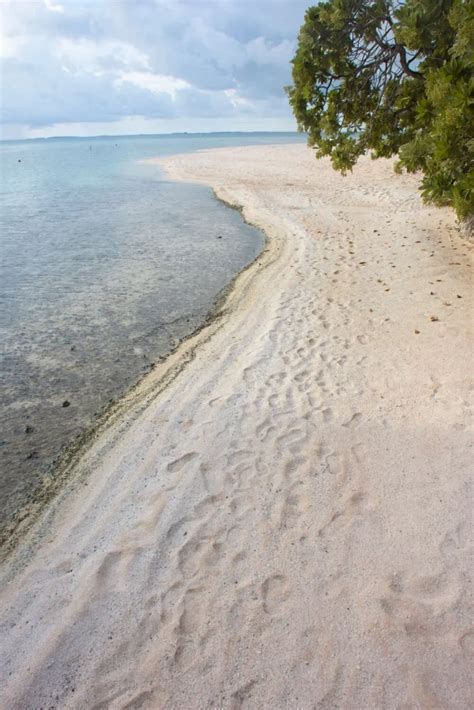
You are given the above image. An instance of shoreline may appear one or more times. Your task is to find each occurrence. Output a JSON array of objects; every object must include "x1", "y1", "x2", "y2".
[
  {"x1": 1, "y1": 144, "x2": 471, "y2": 708},
  {"x1": 0, "y1": 177, "x2": 278, "y2": 573},
  {"x1": 0, "y1": 179, "x2": 271, "y2": 566}
]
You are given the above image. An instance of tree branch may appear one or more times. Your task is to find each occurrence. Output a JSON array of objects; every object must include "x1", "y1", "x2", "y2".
[{"x1": 396, "y1": 44, "x2": 424, "y2": 79}]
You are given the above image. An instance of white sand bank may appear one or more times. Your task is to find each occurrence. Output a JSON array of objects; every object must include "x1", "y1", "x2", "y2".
[{"x1": 1, "y1": 144, "x2": 472, "y2": 709}]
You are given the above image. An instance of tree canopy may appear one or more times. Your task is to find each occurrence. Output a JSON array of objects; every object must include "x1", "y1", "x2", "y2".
[{"x1": 287, "y1": 0, "x2": 473, "y2": 223}]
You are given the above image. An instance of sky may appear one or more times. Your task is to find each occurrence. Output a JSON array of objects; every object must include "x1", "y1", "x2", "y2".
[{"x1": 0, "y1": 0, "x2": 310, "y2": 139}]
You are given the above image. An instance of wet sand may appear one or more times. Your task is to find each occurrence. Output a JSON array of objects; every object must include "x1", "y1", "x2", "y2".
[{"x1": 0, "y1": 144, "x2": 472, "y2": 709}]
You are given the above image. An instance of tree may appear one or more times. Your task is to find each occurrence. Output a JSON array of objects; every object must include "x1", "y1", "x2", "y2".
[{"x1": 287, "y1": 0, "x2": 473, "y2": 225}]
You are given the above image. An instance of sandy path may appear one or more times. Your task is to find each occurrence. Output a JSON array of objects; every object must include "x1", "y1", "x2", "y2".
[{"x1": 0, "y1": 144, "x2": 472, "y2": 709}]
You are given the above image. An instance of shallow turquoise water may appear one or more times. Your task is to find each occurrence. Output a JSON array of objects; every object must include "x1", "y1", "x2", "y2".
[{"x1": 0, "y1": 132, "x2": 305, "y2": 535}]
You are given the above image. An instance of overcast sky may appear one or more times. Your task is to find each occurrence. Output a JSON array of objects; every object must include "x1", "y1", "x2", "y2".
[{"x1": 0, "y1": 0, "x2": 310, "y2": 139}]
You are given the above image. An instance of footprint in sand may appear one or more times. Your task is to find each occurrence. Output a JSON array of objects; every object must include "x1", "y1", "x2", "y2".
[
  {"x1": 167, "y1": 451, "x2": 198, "y2": 473},
  {"x1": 261, "y1": 574, "x2": 290, "y2": 614},
  {"x1": 342, "y1": 412, "x2": 362, "y2": 428}
]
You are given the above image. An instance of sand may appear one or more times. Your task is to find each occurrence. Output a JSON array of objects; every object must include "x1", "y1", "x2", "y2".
[{"x1": 0, "y1": 144, "x2": 472, "y2": 709}]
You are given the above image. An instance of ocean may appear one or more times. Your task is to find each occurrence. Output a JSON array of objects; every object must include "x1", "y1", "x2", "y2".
[{"x1": 0, "y1": 132, "x2": 305, "y2": 540}]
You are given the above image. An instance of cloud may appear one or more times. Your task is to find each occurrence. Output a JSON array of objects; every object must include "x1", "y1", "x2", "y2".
[
  {"x1": 55, "y1": 38, "x2": 151, "y2": 75},
  {"x1": 0, "y1": 0, "x2": 309, "y2": 137},
  {"x1": 44, "y1": 0, "x2": 64, "y2": 13},
  {"x1": 117, "y1": 72, "x2": 191, "y2": 98}
]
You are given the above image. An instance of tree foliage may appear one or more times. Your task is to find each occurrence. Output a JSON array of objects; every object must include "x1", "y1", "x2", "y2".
[{"x1": 287, "y1": 0, "x2": 473, "y2": 221}]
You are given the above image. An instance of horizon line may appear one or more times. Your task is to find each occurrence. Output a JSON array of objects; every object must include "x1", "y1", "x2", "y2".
[{"x1": 0, "y1": 130, "x2": 303, "y2": 144}]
